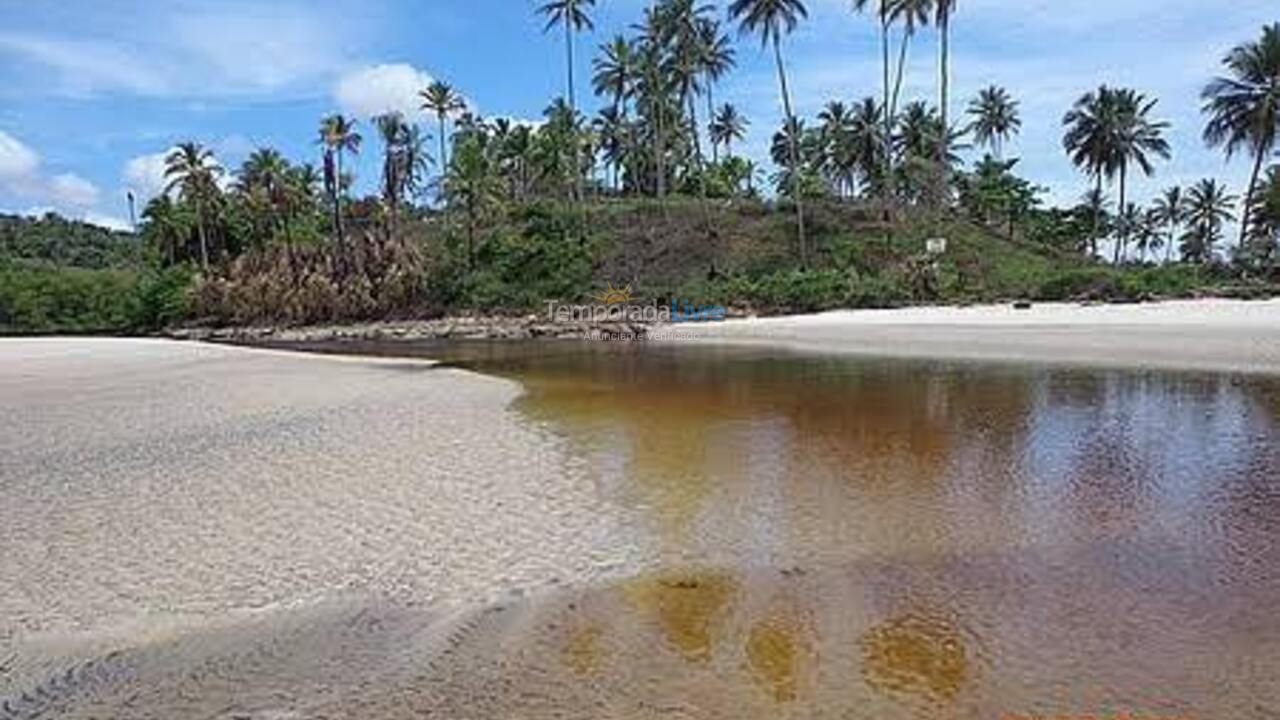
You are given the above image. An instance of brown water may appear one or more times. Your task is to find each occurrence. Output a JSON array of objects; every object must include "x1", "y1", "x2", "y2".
[{"x1": 5, "y1": 341, "x2": 1279, "y2": 719}]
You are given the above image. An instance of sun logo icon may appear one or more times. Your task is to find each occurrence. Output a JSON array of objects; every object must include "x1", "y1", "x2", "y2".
[{"x1": 592, "y1": 282, "x2": 635, "y2": 305}]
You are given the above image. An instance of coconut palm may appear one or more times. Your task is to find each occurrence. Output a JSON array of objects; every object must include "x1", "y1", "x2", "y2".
[
  {"x1": 539, "y1": 0, "x2": 596, "y2": 203},
  {"x1": 164, "y1": 141, "x2": 222, "y2": 269},
  {"x1": 710, "y1": 103, "x2": 748, "y2": 159},
  {"x1": 1150, "y1": 185, "x2": 1185, "y2": 263},
  {"x1": 884, "y1": 0, "x2": 933, "y2": 118},
  {"x1": 729, "y1": 0, "x2": 810, "y2": 264},
  {"x1": 445, "y1": 135, "x2": 504, "y2": 269},
  {"x1": 696, "y1": 17, "x2": 736, "y2": 163},
  {"x1": 1063, "y1": 86, "x2": 1121, "y2": 258},
  {"x1": 1249, "y1": 166, "x2": 1280, "y2": 262},
  {"x1": 1202, "y1": 23, "x2": 1280, "y2": 249},
  {"x1": 593, "y1": 36, "x2": 637, "y2": 123},
  {"x1": 318, "y1": 114, "x2": 361, "y2": 246},
  {"x1": 968, "y1": 85, "x2": 1021, "y2": 159},
  {"x1": 1107, "y1": 89, "x2": 1171, "y2": 262},
  {"x1": 935, "y1": 0, "x2": 956, "y2": 172},
  {"x1": 419, "y1": 80, "x2": 466, "y2": 185},
  {"x1": 1181, "y1": 178, "x2": 1237, "y2": 263},
  {"x1": 539, "y1": 0, "x2": 596, "y2": 110},
  {"x1": 1132, "y1": 206, "x2": 1163, "y2": 263},
  {"x1": 818, "y1": 101, "x2": 856, "y2": 197},
  {"x1": 141, "y1": 194, "x2": 189, "y2": 266},
  {"x1": 374, "y1": 112, "x2": 410, "y2": 238},
  {"x1": 853, "y1": 0, "x2": 895, "y2": 201}
]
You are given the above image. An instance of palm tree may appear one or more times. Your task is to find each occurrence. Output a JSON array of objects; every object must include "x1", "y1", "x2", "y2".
[
  {"x1": 318, "y1": 114, "x2": 361, "y2": 246},
  {"x1": 697, "y1": 17, "x2": 736, "y2": 163},
  {"x1": 968, "y1": 85, "x2": 1021, "y2": 159},
  {"x1": 849, "y1": 97, "x2": 886, "y2": 196},
  {"x1": 593, "y1": 36, "x2": 636, "y2": 123},
  {"x1": 1108, "y1": 89, "x2": 1171, "y2": 263},
  {"x1": 1202, "y1": 23, "x2": 1280, "y2": 249},
  {"x1": 419, "y1": 80, "x2": 466, "y2": 188},
  {"x1": 710, "y1": 103, "x2": 748, "y2": 158},
  {"x1": 1063, "y1": 86, "x2": 1120, "y2": 259},
  {"x1": 141, "y1": 194, "x2": 188, "y2": 266},
  {"x1": 237, "y1": 147, "x2": 291, "y2": 233},
  {"x1": 818, "y1": 101, "x2": 855, "y2": 197},
  {"x1": 884, "y1": 0, "x2": 933, "y2": 119},
  {"x1": 539, "y1": 0, "x2": 596, "y2": 203},
  {"x1": 164, "y1": 141, "x2": 221, "y2": 269},
  {"x1": 729, "y1": 0, "x2": 810, "y2": 265},
  {"x1": 1182, "y1": 178, "x2": 1237, "y2": 263},
  {"x1": 1150, "y1": 185, "x2": 1185, "y2": 263},
  {"x1": 374, "y1": 112, "x2": 409, "y2": 238},
  {"x1": 445, "y1": 135, "x2": 504, "y2": 269},
  {"x1": 853, "y1": 0, "x2": 895, "y2": 204},
  {"x1": 1249, "y1": 166, "x2": 1280, "y2": 263},
  {"x1": 935, "y1": 0, "x2": 956, "y2": 174},
  {"x1": 1132, "y1": 207, "x2": 1163, "y2": 263}
]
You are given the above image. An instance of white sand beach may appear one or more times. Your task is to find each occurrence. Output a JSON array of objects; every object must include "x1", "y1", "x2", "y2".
[{"x1": 668, "y1": 298, "x2": 1280, "y2": 374}]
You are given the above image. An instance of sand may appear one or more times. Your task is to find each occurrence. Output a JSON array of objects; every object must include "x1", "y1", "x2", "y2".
[
  {"x1": 0, "y1": 338, "x2": 646, "y2": 698},
  {"x1": 666, "y1": 298, "x2": 1280, "y2": 374}
]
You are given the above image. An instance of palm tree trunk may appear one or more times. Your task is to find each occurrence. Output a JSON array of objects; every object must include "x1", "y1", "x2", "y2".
[
  {"x1": 1240, "y1": 146, "x2": 1266, "y2": 250},
  {"x1": 1114, "y1": 165, "x2": 1127, "y2": 264},
  {"x1": 773, "y1": 34, "x2": 807, "y2": 268},
  {"x1": 196, "y1": 203, "x2": 209, "y2": 270},
  {"x1": 937, "y1": 11, "x2": 951, "y2": 209},
  {"x1": 706, "y1": 85, "x2": 717, "y2": 164},
  {"x1": 881, "y1": 16, "x2": 893, "y2": 212},
  {"x1": 1165, "y1": 227, "x2": 1175, "y2": 264},
  {"x1": 1090, "y1": 173, "x2": 1102, "y2": 259},
  {"x1": 335, "y1": 150, "x2": 346, "y2": 249},
  {"x1": 566, "y1": 20, "x2": 582, "y2": 205},
  {"x1": 890, "y1": 31, "x2": 911, "y2": 121}
]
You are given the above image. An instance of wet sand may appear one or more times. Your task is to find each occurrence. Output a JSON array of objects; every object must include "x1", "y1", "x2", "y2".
[{"x1": 669, "y1": 299, "x2": 1280, "y2": 374}]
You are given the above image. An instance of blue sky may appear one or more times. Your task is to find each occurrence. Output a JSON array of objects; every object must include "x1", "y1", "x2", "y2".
[{"x1": 0, "y1": 0, "x2": 1274, "y2": 230}]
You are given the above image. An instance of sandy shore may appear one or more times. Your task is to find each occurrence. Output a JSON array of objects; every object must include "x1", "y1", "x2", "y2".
[
  {"x1": 667, "y1": 298, "x2": 1280, "y2": 374},
  {"x1": 0, "y1": 338, "x2": 643, "y2": 695}
]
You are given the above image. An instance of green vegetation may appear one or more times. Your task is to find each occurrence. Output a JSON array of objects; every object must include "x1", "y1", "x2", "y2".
[{"x1": 3, "y1": 9, "x2": 1279, "y2": 335}]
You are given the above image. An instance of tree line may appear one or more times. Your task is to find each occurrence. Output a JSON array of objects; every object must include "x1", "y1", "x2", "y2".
[{"x1": 142, "y1": 3, "x2": 1279, "y2": 275}]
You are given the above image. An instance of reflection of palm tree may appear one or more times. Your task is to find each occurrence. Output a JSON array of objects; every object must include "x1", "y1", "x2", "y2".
[
  {"x1": 729, "y1": 0, "x2": 809, "y2": 265},
  {"x1": 1202, "y1": 23, "x2": 1280, "y2": 249},
  {"x1": 164, "y1": 141, "x2": 221, "y2": 269}
]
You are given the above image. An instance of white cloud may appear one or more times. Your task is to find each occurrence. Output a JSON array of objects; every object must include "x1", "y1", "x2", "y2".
[
  {"x1": 47, "y1": 173, "x2": 100, "y2": 208},
  {"x1": 335, "y1": 63, "x2": 436, "y2": 119},
  {"x1": 0, "y1": 3, "x2": 356, "y2": 99},
  {"x1": 124, "y1": 150, "x2": 172, "y2": 200},
  {"x1": 81, "y1": 211, "x2": 132, "y2": 232},
  {"x1": 0, "y1": 130, "x2": 40, "y2": 179}
]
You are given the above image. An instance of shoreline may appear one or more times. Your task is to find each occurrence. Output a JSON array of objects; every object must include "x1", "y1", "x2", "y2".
[
  {"x1": 158, "y1": 297, "x2": 1280, "y2": 375},
  {"x1": 666, "y1": 298, "x2": 1280, "y2": 375}
]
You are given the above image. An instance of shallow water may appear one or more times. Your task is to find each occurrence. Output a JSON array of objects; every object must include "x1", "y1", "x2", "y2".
[{"x1": 4, "y1": 340, "x2": 1279, "y2": 718}]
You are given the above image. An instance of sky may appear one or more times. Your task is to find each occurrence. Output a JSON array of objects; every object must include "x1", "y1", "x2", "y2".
[{"x1": 0, "y1": 0, "x2": 1275, "y2": 231}]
